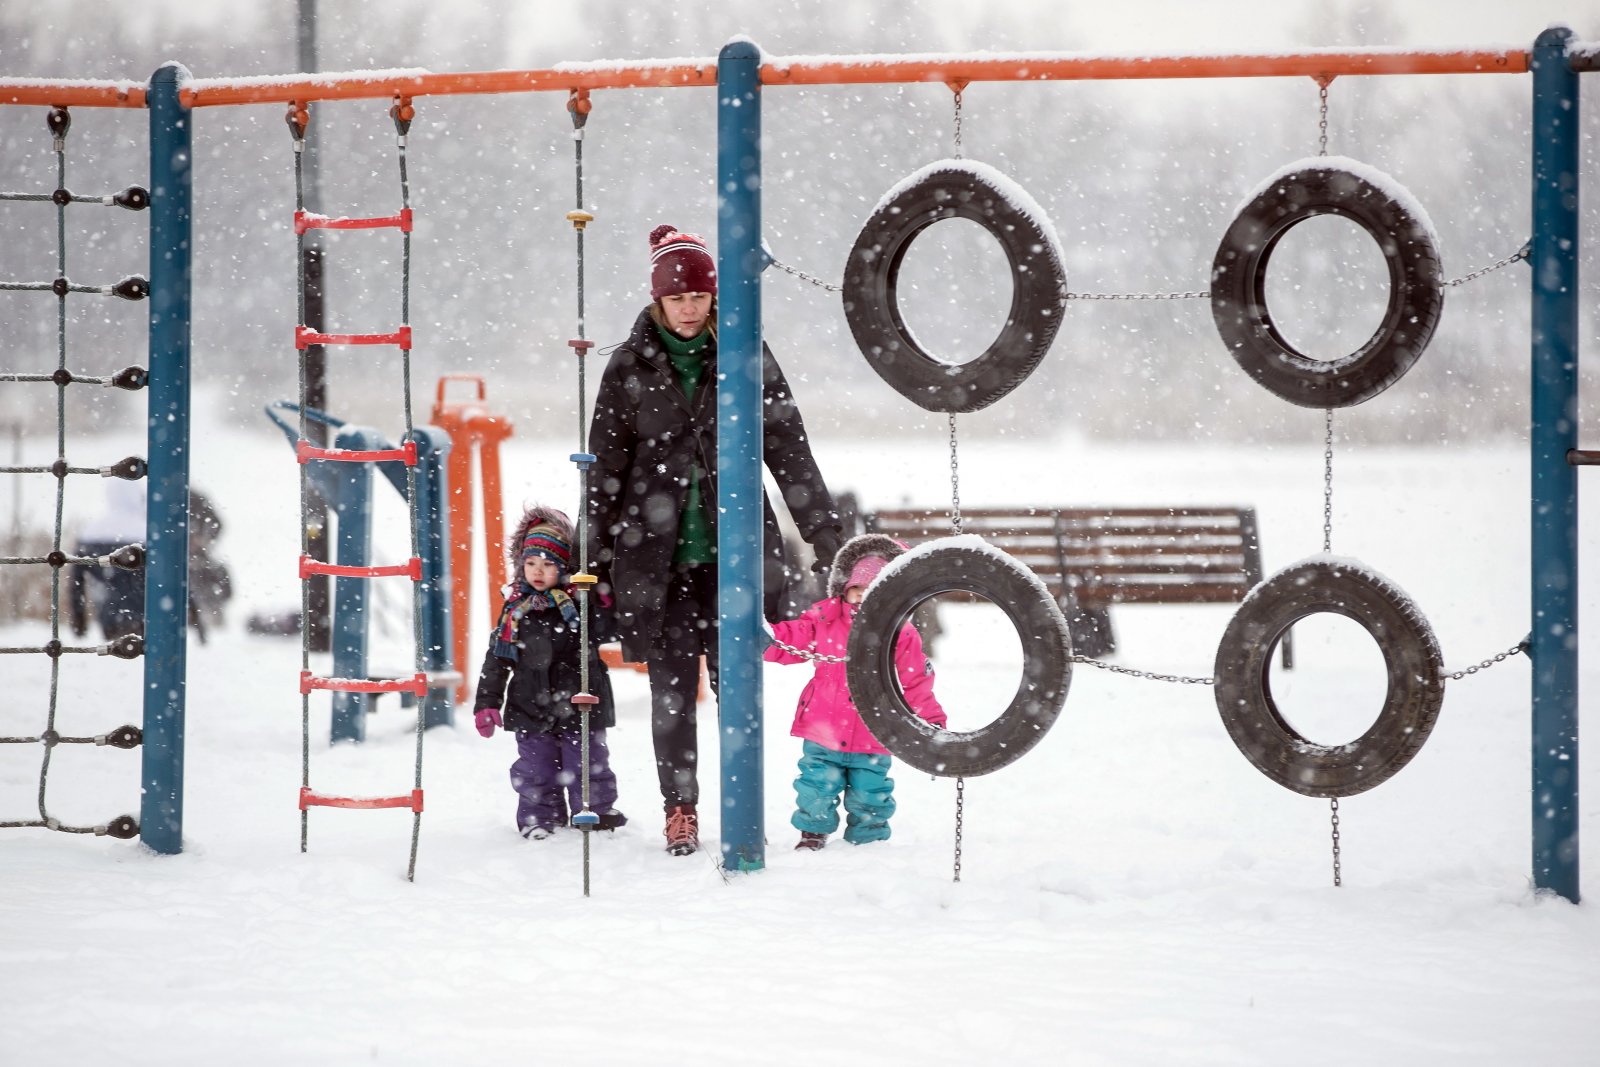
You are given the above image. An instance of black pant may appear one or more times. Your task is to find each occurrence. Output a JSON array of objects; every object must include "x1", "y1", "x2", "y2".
[{"x1": 645, "y1": 562, "x2": 721, "y2": 810}]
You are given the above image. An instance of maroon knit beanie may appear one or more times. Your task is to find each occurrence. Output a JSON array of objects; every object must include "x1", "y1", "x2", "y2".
[{"x1": 649, "y1": 224, "x2": 717, "y2": 299}]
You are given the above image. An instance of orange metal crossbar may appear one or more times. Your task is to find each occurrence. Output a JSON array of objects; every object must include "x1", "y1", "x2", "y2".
[
  {"x1": 0, "y1": 82, "x2": 146, "y2": 108},
  {"x1": 296, "y1": 438, "x2": 419, "y2": 466},
  {"x1": 300, "y1": 671, "x2": 429, "y2": 697},
  {"x1": 761, "y1": 48, "x2": 1528, "y2": 86},
  {"x1": 299, "y1": 555, "x2": 422, "y2": 581},
  {"x1": 181, "y1": 63, "x2": 719, "y2": 107},
  {"x1": 300, "y1": 787, "x2": 425, "y2": 813},
  {"x1": 0, "y1": 48, "x2": 1533, "y2": 112}
]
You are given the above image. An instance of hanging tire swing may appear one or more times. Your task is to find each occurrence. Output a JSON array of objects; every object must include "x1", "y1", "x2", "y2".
[
  {"x1": 1212, "y1": 557, "x2": 1445, "y2": 798},
  {"x1": 843, "y1": 160, "x2": 1068, "y2": 413},
  {"x1": 847, "y1": 540, "x2": 1071, "y2": 778},
  {"x1": 1211, "y1": 158, "x2": 1445, "y2": 408}
]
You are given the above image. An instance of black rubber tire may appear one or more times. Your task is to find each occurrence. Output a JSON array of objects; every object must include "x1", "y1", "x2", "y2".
[
  {"x1": 843, "y1": 162, "x2": 1067, "y2": 413},
  {"x1": 1211, "y1": 161, "x2": 1444, "y2": 409},
  {"x1": 1213, "y1": 557, "x2": 1444, "y2": 798},
  {"x1": 847, "y1": 539, "x2": 1071, "y2": 777}
]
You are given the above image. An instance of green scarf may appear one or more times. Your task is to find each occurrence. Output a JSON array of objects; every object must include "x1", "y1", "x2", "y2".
[{"x1": 655, "y1": 322, "x2": 715, "y2": 564}]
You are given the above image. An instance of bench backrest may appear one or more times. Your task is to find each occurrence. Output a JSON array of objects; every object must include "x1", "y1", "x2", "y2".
[{"x1": 863, "y1": 506, "x2": 1265, "y2": 606}]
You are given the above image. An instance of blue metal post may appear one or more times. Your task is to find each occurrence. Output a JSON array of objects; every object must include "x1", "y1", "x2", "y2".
[
  {"x1": 1529, "y1": 25, "x2": 1580, "y2": 904},
  {"x1": 329, "y1": 425, "x2": 380, "y2": 743},
  {"x1": 715, "y1": 38, "x2": 766, "y2": 872},
  {"x1": 141, "y1": 62, "x2": 192, "y2": 855},
  {"x1": 378, "y1": 427, "x2": 454, "y2": 730}
]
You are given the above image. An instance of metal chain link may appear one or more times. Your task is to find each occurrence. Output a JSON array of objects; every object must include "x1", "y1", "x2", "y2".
[
  {"x1": 1445, "y1": 244, "x2": 1531, "y2": 287},
  {"x1": 765, "y1": 629, "x2": 847, "y2": 665},
  {"x1": 953, "y1": 775, "x2": 965, "y2": 882},
  {"x1": 1330, "y1": 797, "x2": 1342, "y2": 887},
  {"x1": 948, "y1": 413, "x2": 962, "y2": 536},
  {"x1": 1443, "y1": 639, "x2": 1529, "y2": 681},
  {"x1": 1071, "y1": 654, "x2": 1213, "y2": 686},
  {"x1": 1323, "y1": 408, "x2": 1335, "y2": 554},
  {"x1": 1064, "y1": 289, "x2": 1209, "y2": 301},
  {"x1": 1317, "y1": 78, "x2": 1331, "y2": 156},
  {"x1": 766, "y1": 254, "x2": 842, "y2": 292},
  {"x1": 952, "y1": 89, "x2": 963, "y2": 159}
]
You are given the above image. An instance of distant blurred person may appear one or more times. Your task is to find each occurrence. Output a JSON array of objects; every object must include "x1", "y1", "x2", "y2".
[{"x1": 68, "y1": 481, "x2": 232, "y2": 643}]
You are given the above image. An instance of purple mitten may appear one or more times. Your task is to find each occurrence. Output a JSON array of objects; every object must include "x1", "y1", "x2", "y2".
[{"x1": 474, "y1": 707, "x2": 502, "y2": 738}]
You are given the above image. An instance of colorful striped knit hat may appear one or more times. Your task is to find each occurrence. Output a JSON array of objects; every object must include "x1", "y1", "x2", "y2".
[{"x1": 521, "y1": 522, "x2": 572, "y2": 567}]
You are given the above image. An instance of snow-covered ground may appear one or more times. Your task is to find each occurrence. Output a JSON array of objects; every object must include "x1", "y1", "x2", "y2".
[{"x1": 3, "y1": 409, "x2": 1597, "y2": 1065}]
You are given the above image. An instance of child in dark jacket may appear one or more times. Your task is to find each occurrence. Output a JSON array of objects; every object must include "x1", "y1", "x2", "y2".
[
  {"x1": 765, "y1": 534, "x2": 946, "y2": 849},
  {"x1": 473, "y1": 506, "x2": 626, "y2": 839}
]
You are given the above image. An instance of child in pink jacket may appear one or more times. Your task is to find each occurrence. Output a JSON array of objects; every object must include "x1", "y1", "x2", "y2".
[{"x1": 765, "y1": 533, "x2": 946, "y2": 849}]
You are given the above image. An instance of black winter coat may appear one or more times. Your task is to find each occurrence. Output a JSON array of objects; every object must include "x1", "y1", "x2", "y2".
[
  {"x1": 472, "y1": 602, "x2": 616, "y2": 734},
  {"x1": 587, "y1": 307, "x2": 840, "y2": 660}
]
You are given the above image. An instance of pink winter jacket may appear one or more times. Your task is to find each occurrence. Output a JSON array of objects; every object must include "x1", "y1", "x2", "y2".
[{"x1": 765, "y1": 596, "x2": 946, "y2": 755}]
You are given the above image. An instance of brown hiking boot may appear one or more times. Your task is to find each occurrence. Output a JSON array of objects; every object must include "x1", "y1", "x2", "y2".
[
  {"x1": 664, "y1": 803, "x2": 699, "y2": 856},
  {"x1": 795, "y1": 831, "x2": 827, "y2": 851}
]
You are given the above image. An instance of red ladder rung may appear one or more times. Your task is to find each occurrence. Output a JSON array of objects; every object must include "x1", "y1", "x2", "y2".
[
  {"x1": 300, "y1": 555, "x2": 422, "y2": 581},
  {"x1": 300, "y1": 671, "x2": 428, "y2": 697},
  {"x1": 295, "y1": 325, "x2": 412, "y2": 350},
  {"x1": 294, "y1": 208, "x2": 413, "y2": 235},
  {"x1": 300, "y1": 786, "x2": 424, "y2": 813},
  {"x1": 296, "y1": 438, "x2": 418, "y2": 466}
]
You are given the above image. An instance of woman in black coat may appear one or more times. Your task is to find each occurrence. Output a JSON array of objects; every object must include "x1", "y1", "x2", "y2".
[{"x1": 587, "y1": 224, "x2": 842, "y2": 856}]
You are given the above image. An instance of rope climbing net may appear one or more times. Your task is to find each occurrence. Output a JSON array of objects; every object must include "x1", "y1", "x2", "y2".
[{"x1": 0, "y1": 106, "x2": 151, "y2": 839}]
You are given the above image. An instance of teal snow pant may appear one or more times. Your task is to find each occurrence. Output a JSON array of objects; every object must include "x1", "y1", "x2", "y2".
[{"x1": 791, "y1": 739, "x2": 895, "y2": 844}]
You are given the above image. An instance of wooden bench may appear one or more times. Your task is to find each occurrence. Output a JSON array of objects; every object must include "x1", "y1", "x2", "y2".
[{"x1": 862, "y1": 505, "x2": 1288, "y2": 664}]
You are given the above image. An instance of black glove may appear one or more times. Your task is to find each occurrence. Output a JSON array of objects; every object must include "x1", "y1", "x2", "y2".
[{"x1": 809, "y1": 527, "x2": 843, "y2": 575}]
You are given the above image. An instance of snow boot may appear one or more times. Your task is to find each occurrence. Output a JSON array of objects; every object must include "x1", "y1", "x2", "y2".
[
  {"x1": 664, "y1": 803, "x2": 698, "y2": 856},
  {"x1": 795, "y1": 832, "x2": 828, "y2": 851}
]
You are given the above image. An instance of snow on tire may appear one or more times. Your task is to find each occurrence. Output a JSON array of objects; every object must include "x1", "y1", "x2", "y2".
[
  {"x1": 1212, "y1": 556, "x2": 1445, "y2": 798},
  {"x1": 843, "y1": 160, "x2": 1067, "y2": 414},
  {"x1": 847, "y1": 538, "x2": 1071, "y2": 777},
  {"x1": 1211, "y1": 157, "x2": 1444, "y2": 409}
]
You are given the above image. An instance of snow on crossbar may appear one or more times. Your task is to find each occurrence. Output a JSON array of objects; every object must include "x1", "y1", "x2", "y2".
[
  {"x1": 296, "y1": 438, "x2": 418, "y2": 466},
  {"x1": 299, "y1": 671, "x2": 428, "y2": 697},
  {"x1": 295, "y1": 325, "x2": 412, "y2": 349},
  {"x1": 299, "y1": 555, "x2": 422, "y2": 581},
  {"x1": 294, "y1": 208, "x2": 413, "y2": 234},
  {"x1": 299, "y1": 787, "x2": 424, "y2": 813}
]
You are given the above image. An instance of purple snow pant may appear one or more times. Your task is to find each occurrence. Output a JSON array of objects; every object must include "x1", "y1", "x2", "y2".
[{"x1": 511, "y1": 724, "x2": 618, "y2": 834}]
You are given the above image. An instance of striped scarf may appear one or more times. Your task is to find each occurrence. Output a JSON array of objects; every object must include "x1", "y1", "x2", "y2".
[{"x1": 491, "y1": 581, "x2": 580, "y2": 661}]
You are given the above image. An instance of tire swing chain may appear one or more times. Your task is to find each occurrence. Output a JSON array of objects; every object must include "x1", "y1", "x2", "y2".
[
  {"x1": 947, "y1": 408, "x2": 965, "y2": 880},
  {"x1": 1315, "y1": 75, "x2": 1333, "y2": 157},
  {"x1": 1323, "y1": 407, "x2": 1336, "y2": 553},
  {"x1": 1330, "y1": 796, "x2": 1342, "y2": 887}
]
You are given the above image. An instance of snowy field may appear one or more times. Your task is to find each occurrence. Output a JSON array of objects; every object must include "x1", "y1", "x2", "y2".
[{"x1": 3, "y1": 411, "x2": 1598, "y2": 1066}]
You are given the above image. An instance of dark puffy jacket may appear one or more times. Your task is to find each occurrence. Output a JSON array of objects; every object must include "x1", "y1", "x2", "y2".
[
  {"x1": 587, "y1": 306, "x2": 840, "y2": 660},
  {"x1": 472, "y1": 603, "x2": 616, "y2": 733}
]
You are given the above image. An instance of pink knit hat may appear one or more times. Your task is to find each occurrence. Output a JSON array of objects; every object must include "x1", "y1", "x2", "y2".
[
  {"x1": 845, "y1": 554, "x2": 889, "y2": 594},
  {"x1": 649, "y1": 224, "x2": 717, "y2": 299}
]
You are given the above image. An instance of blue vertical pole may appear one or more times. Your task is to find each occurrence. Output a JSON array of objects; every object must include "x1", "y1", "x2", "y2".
[
  {"x1": 141, "y1": 62, "x2": 192, "y2": 855},
  {"x1": 329, "y1": 426, "x2": 378, "y2": 743},
  {"x1": 716, "y1": 39, "x2": 766, "y2": 872},
  {"x1": 1529, "y1": 25, "x2": 1580, "y2": 904},
  {"x1": 411, "y1": 426, "x2": 454, "y2": 730}
]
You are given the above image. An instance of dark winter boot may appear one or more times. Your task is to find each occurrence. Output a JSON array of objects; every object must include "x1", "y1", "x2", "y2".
[
  {"x1": 795, "y1": 831, "x2": 827, "y2": 851},
  {"x1": 664, "y1": 803, "x2": 698, "y2": 856}
]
